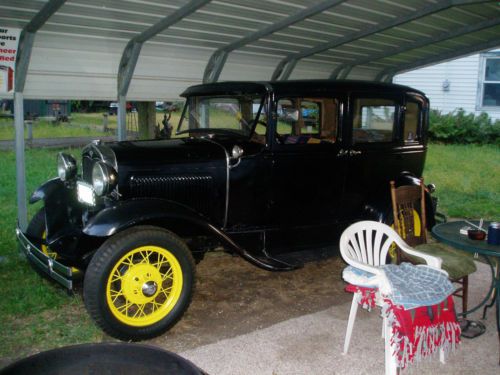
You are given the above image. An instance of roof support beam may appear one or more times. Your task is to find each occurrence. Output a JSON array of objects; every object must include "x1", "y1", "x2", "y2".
[
  {"x1": 329, "y1": 65, "x2": 345, "y2": 80},
  {"x1": 15, "y1": 0, "x2": 67, "y2": 92},
  {"x1": 380, "y1": 38, "x2": 500, "y2": 80},
  {"x1": 272, "y1": 0, "x2": 491, "y2": 80},
  {"x1": 203, "y1": 0, "x2": 347, "y2": 83},
  {"x1": 337, "y1": 66, "x2": 352, "y2": 80},
  {"x1": 332, "y1": 17, "x2": 500, "y2": 80},
  {"x1": 375, "y1": 70, "x2": 395, "y2": 83},
  {"x1": 14, "y1": 0, "x2": 66, "y2": 231},
  {"x1": 116, "y1": 0, "x2": 210, "y2": 140}
]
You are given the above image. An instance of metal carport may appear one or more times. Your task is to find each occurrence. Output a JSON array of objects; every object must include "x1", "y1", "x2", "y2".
[{"x1": 1, "y1": 0, "x2": 499, "y2": 229}]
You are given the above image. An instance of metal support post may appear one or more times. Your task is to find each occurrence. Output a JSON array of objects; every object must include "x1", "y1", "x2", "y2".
[{"x1": 14, "y1": 92, "x2": 28, "y2": 231}]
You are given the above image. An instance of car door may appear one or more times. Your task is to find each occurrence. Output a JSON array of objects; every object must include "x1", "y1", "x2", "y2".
[
  {"x1": 267, "y1": 96, "x2": 346, "y2": 252},
  {"x1": 339, "y1": 93, "x2": 405, "y2": 222}
]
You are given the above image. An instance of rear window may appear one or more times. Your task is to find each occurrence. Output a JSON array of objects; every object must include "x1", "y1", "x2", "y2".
[
  {"x1": 353, "y1": 98, "x2": 396, "y2": 143},
  {"x1": 404, "y1": 101, "x2": 420, "y2": 143}
]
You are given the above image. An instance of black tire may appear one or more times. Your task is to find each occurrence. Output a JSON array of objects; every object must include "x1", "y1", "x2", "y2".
[{"x1": 83, "y1": 226, "x2": 196, "y2": 341}]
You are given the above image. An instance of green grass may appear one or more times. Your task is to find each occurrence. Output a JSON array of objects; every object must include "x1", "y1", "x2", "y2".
[
  {"x1": 0, "y1": 143, "x2": 498, "y2": 362},
  {"x1": 0, "y1": 117, "x2": 105, "y2": 140},
  {"x1": 0, "y1": 147, "x2": 104, "y2": 362},
  {"x1": 424, "y1": 144, "x2": 500, "y2": 220},
  {"x1": 0, "y1": 112, "x2": 183, "y2": 140}
]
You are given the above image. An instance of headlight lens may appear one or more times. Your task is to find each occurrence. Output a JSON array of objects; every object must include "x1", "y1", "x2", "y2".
[
  {"x1": 57, "y1": 153, "x2": 77, "y2": 181},
  {"x1": 92, "y1": 162, "x2": 117, "y2": 196}
]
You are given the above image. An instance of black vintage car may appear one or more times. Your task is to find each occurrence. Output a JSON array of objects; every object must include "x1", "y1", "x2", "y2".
[{"x1": 17, "y1": 80, "x2": 436, "y2": 340}]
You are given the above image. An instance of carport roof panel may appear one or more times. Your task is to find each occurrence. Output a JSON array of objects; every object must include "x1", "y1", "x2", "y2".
[{"x1": 1, "y1": 0, "x2": 499, "y2": 99}]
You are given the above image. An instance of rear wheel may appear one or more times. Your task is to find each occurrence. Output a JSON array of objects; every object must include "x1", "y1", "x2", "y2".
[{"x1": 83, "y1": 226, "x2": 195, "y2": 341}]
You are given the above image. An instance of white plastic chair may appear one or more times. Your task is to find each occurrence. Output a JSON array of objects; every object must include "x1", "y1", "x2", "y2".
[{"x1": 339, "y1": 221, "x2": 444, "y2": 375}]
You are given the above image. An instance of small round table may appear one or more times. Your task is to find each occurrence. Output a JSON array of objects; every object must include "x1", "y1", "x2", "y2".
[{"x1": 432, "y1": 220, "x2": 500, "y2": 364}]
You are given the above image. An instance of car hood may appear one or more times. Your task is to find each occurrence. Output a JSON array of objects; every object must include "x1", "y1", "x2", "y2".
[{"x1": 106, "y1": 137, "x2": 228, "y2": 166}]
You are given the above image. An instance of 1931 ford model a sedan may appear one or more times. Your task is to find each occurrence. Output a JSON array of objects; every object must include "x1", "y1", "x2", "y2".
[{"x1": 17, "y1": 80, "x2": 436, "y2": 340}]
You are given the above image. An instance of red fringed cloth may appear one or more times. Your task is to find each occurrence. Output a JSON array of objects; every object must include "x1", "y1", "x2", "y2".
[
  {"x1": 345, "y1": 284, "x2": 377, "y2": 310},
  {"x1": 346, "y1": 285, "x2": 461, "y2": 369}
]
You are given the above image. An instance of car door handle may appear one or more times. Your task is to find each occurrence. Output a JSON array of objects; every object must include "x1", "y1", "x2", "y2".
[{"x1": 337, "y1": 149, "x2": 349, "y2": 157}]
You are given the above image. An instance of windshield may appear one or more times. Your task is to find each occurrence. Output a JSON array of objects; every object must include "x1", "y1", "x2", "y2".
[{"x1": 177, "y1": 95, "x2": 266, "y2": 138}]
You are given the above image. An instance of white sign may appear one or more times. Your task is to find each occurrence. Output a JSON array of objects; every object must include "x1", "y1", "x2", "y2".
[{"x1": 0, "y1": 27, "x2": 20, "y2": 93}]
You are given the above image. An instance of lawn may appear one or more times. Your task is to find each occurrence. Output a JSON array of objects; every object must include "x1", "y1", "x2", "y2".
[
  {"x1": 0, "y1": 143, "x2": 498, "y2": 363},
  {"x1": 0, "y1": 112, "x2": 183, "y2": 140},
  {"x1": 424, "y1": 144, "x2": 499, "y2": 219}
]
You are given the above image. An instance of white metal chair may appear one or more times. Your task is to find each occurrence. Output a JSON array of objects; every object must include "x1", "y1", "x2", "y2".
[{"x1": 339, "y1": 221, "x2": 444, "y2": 375}]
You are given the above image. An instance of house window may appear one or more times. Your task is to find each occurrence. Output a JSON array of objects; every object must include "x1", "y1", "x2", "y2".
[{"x1": 479, "y1": 54, "x2": 500, "y2": 108}]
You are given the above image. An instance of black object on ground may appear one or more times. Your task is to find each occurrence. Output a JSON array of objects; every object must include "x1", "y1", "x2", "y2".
[
  {"x1": 460, "y1": 319, "x2": 486, "y2": 339},
  {"x1": 0, "y1": 342, "x2": 206, "y2": 375}
]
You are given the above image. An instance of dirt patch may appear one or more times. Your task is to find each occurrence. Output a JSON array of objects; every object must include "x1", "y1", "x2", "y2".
[{"x1": 151, "y1": 251, "x2": 350, "y2": 352}]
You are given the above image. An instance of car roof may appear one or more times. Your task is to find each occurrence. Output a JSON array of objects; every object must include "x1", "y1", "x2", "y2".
[{"x1": 181, "y1": 80, "x2": 426, "y2": 98}]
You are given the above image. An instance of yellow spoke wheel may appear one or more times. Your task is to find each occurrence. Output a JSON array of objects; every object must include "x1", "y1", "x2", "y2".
[
  {"x1": 106, "y1": 246, "x2": 183, "y2": 327},
  {"x1": 84, "y1": 227, "x2": 195, "y2": 340}
]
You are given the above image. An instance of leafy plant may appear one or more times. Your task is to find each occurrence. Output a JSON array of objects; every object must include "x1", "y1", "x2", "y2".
[{"x1": 428, "y1": 108, "x2": 500, "y2": 145}]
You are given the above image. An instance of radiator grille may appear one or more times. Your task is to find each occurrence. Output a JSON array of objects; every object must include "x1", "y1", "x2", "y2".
[{"x1": 129, "y1": 175, "x2": 215, "y2": 214}]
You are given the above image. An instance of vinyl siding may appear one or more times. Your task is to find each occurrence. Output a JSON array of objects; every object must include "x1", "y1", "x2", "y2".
[{"x1": 394, "y1": 51, "x2": 500, "y2": 121}]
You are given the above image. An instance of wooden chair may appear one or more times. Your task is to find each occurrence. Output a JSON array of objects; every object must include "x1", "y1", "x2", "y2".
[{"x1": 390, "y1": 179, "x2": 477, "y2": 315}]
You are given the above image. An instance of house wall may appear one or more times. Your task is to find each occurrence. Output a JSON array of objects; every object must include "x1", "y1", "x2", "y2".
[{"x1": 394, "y1": 51, "x2": 500, "y2": 121}]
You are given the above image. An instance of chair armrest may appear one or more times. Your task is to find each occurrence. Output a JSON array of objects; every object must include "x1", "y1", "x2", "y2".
[
  {"x1": 399, "y1": 242, "x2": 443, "y2": 270},
  {"x1": 343, "y1": 258, "x2": 385, "y2": 277}
]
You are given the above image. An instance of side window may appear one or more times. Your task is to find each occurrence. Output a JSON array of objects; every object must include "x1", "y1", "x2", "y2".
[
  {"x1": 404, "y1": 101, "x2": 420, "y2": 143},
  {"x1": 276, "y1": 98, "x2": 337, "y2": 145},
  {"x1": 353, "y1": 98, "x2": 396, "y2": 143}
]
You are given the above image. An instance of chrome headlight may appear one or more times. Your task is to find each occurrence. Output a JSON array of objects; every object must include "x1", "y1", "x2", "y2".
[
  {"x1": 92, "y1": 161, "x2": 117, "y2": 196},
  {"x1": 57, "y1": 153, "x2": 77, "y2": 181}
]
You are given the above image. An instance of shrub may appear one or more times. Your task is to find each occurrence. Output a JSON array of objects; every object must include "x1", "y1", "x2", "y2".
[{"x1": 428, "y1": 108, "x2": 500, "y2": 145}]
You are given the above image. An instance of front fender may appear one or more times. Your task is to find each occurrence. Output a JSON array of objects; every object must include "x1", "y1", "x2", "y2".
[
  {"x1": 82, "y1": 198, "x2": 211, "y2": 237},
  {"x1": 82, "y1": 198, "x2": 296, "y2": 271},
  {"x1": 29, "y1": 178, "x2": 64, "y2": 204}
]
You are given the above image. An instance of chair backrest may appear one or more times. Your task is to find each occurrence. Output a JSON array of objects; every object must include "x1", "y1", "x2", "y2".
[
  {"x1": 339, "y1": 221, "x2": 411, "y2": 276},
  {"x1": 390, "y1": 179, "x2": 427, "y2": 248}
]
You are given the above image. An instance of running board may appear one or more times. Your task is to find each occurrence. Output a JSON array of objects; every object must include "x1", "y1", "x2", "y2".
[{"x1": 241, "y1": 251, "x2": 302, "y2": 271}]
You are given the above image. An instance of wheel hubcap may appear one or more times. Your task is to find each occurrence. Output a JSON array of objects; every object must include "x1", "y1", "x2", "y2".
[{"x1": 142, "y1": 281, "x2": 158, "y2": 297}]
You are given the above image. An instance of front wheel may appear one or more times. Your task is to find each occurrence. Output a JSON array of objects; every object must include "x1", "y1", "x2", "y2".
[{"x1": 83, "y1": 226, "x2": 195, "y2": 341}]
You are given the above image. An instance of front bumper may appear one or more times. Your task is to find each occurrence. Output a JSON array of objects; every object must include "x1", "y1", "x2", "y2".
[{"x1": 16, "y1": 227, "x2": 73, "y2": 289}]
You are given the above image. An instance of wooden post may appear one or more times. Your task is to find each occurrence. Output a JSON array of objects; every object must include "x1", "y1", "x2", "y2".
[
  {"x1": 137, "y1": 102, "x2": 156, "y2": 139},
  {"x1": 102, "y1": 113, "x2": 109, "y2": 132},
  {"x1": 26, "y1": 120, "x2": 33, "y2": 143}
]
